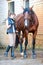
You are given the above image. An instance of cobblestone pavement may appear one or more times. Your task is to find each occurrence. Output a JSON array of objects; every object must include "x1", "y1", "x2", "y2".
[{"x1": 0, "y1": 49, "x2": 43, "y2": 65}]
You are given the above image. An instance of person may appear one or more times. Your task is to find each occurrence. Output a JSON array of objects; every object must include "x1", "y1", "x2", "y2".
[{"x1": 4, "y1": 13, "x2": 16, "y2": 58}]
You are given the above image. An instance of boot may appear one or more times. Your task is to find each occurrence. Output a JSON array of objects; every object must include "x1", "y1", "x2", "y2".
[
  {"x1": 11, "y1": 46, "x2": 15, "y2": 58},
  {"x1": 4, "y1": 45, "x2": 10, "y2": 57}
]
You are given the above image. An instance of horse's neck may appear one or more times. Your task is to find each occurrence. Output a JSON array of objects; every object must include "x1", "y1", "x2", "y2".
[{"x1": 15, "y1": 13, "x2": 24, "y2": 22}]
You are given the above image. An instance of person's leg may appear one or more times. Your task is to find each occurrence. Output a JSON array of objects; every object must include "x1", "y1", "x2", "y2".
[
  {"x1": 9, "y1": 33, "x2": 16, "y2": 57},
  {"x1": 4, "y1": 45, "x2": 10, "y2": 57},
  {"x1": 13, "y1": 33, "x2": 16, "y2": 47},
  {"x1": 9, "y1": 34, "x2": 15, "y2": 57},
  {"x1": 4, "y1": 34, "x2": 12, "y2": 57},
  {"x1": 11, "y1": 33, "x2": 16, "y2": 57}
]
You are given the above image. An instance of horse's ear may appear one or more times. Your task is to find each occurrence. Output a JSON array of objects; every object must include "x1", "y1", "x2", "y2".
[
  {"x1": 30, "y1": 5, "x2": 34, "y2": 10},
  {"x1": 21, "y1": 6, "x2": 24, "y2": 10}
]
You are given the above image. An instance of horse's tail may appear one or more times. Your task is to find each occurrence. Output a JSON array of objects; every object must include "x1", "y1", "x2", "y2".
[{"x1": 15, "y1": 34, "x2": 19, "y2": 48}]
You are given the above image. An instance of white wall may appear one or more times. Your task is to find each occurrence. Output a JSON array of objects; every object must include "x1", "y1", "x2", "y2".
[
  {"x1": 0, "y1": 0, "x2": 8, "y2": 23},
  {"x1": 0, "y1": 0, "x2": 23, "y2": 24},
  {"x1": 15, "y1": 0, "x2": 23, "y2": 15}
]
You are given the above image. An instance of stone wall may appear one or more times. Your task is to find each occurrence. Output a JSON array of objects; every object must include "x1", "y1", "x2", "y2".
[{"x1": 0, "y1": 23, "x2": 9, "y2": 46}]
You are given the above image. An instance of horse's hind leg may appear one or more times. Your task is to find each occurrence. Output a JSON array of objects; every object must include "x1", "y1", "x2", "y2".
[
  {"x1": 15, "y1": 34, "x2": 19, "y2": 48},
  {"x1": 32, "y1": 31, "x2": 37, "y2": 56}
]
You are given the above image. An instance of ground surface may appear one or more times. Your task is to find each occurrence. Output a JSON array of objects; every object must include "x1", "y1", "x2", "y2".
[{"x1": 0, "y1": 49, "x2": 43, "y2": 65}]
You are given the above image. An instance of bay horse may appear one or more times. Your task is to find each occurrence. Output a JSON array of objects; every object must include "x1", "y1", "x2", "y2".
[{"x1": 15, "y1": 7, "x2": 39, "y2": 58}]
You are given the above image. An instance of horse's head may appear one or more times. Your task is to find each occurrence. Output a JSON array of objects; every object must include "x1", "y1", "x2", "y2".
[
  {"x1": 21, "y1": 6, "x2": 34, "y2": 27},
  {"x1": 23, "y1": 9, "x2": 32, "y2": 27}
]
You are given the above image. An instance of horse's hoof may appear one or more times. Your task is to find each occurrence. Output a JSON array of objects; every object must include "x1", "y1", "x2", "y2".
[
  {"x1": 32, "y1": 51, "x2": 36, "y2": 55},
  {"x1": 20, "y1": 52, "x2": 24, "y2": 56},
  {"x1": 24, "y1": 55, "x2": 27, "y2": 58},
  {"x1": 11, "y1": 56, "x2": 16, "y2": 59},
  {"x1": 32, "y1": 54, "x2": 36, "y2": 59},
  {"x1": 32, "y1": 53, "x2": 36, "y2": 56}
]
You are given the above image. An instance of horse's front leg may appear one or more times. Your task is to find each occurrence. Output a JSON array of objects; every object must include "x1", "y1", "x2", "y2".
[
  {"x1": 32, "y1": 38, "x2": 36, "y2": 55},
  {"x1": 20, "y1": 39, "x2": 23, "y2": 56},
  {"x1": 24, "y1": 38, "x2": 28, "y2": 58},
  {"x1": 32, "y1": 31, "x2": 37, "y2": 57},
  {"x1": 24, "y1": 30, "x2": 28, "y2": 58},
  {"x1": 19, "y1": 31, "x2": 23, "y2": 56}
]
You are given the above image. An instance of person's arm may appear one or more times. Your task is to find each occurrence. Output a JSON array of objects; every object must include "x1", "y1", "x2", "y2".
[{"x1": 6, "y1": 19, "x2": 11, "y2": 29}]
